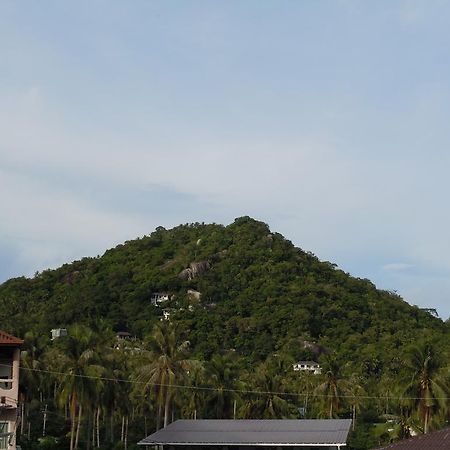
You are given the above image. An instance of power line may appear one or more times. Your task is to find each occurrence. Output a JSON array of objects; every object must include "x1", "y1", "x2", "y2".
[{"x1": 4, "y1": 363, "x2": 450, "y2": 402}]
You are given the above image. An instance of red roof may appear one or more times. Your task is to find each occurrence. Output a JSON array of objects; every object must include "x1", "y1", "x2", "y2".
[
  {"x1": 0, "y1": 331, "x2": 23, "y2": 346},
  {"x1": 375, "y1": 427, "x2": 450, "y2": 449}
]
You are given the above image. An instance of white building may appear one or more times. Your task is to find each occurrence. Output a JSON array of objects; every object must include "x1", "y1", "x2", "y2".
[
  {"x1": 51, "y1": 328, "x2": 67, "y2": 340},
  {"x1": 293, "y1": 361, "x2": 322, "y2": 375},
  {"x1": 150, "y1": 293, "x2": 170, "y2": 306}
]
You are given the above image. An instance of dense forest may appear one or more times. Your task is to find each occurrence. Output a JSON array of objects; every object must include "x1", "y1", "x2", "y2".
[{"x1": 1, "y1": 217, "x2": 449, "y2": 450}]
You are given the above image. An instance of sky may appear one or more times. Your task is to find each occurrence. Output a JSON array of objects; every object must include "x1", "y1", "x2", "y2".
[{"x1": 1, "y1": 1, "x2": 450, "y2": 319}]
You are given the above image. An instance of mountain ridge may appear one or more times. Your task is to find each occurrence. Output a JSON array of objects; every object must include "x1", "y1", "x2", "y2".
[{"x1": 1, "y1": 216, "x2": 446, "y2": 367}]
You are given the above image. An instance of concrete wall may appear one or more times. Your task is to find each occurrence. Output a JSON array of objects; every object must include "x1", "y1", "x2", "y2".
[{"x1": 0, "y1": 347, "x2": 20, "y2": 450}]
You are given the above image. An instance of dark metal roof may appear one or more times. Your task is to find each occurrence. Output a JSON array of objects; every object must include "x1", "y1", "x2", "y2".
[
  {"x1": 138, "y1": 419, "x2": 352, "y2": 446},
  {"x1": 374, "y1": 427, "x2": 450, "y2": 449}
]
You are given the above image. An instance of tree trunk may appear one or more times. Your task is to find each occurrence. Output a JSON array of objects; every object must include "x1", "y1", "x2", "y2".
[
  {"x1": 42, "y1": 404, "x2": 48, "y2": 436},
  {"x1": 121, "y1": 416, "x2": 125, "y2": 442},
  {"x1": 164, "y1": 386, "x2": 171, "y2": 428},
  {"x1": 69, "y1": 397, "x2": 77, "y2": 450},
  {"x1": 86, "y1": 411, "x2": 92, "y2": 450},
  {"x1": 96, "y1": 407, "x2": 100, "y2": 447},
  {"x1": 124, "y1": 416, "x2": 128, "y2": 450},
  {"x1": 110, "y1": 414, "x2": 114, "y2": 444},
  {"x1": 424, "y1": 408, "x2": 429, "y2": 434},
  {"x1": 75, "y1": 404, "x2": 83, "y2": 450},
  {"x1": 352, "y1": 404, "x2": 356, "y2": 431},
  {"x1": 156, "y1": 403, "x2": 162, "y2": 431},
  {"x1": 20, "y1": 402, "x2": 25, "y2": 436}
]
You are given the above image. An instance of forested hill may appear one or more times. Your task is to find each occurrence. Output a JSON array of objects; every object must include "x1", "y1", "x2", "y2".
[{"x1": 1, "y1": 216, "x2": 447, "y2": 364}]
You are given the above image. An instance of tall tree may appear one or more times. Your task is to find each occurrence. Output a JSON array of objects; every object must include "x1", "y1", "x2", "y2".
[
  {"x1": 44, "y1": 325, "x2": 105, "y2": 450},
  {"x1": 242, "y1": 362, "x2": 290, "y2": 419},
  {"x1": 136, "y1": 323, "x2": 196, "y2": 428},
  {"x1": 401, "y1": 342, "x2": 449, "y2": 433},
  {"x1": 204, "y1": 352, "x2": 244, "y2": 419},
  {"x1": 314, "y1": 357, "x2": 352, "y2": 418}
]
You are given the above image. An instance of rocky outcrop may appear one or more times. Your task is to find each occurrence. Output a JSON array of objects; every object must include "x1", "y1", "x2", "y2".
[{"x1": 178, "y1": 261, "x2": 211, "y2": 280}]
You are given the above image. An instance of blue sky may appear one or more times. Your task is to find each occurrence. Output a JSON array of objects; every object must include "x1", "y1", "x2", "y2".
[{"x1": 1, "y1": 1, "x2": 450, "y2": 318}]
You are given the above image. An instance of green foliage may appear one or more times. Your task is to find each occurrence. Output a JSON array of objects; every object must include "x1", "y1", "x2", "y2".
[{"x1": 0, "y1": 217, "x2": 448, "y2": 450}]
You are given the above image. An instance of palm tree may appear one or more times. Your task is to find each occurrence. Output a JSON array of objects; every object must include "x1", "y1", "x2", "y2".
[
  {"x1": 347, "y1": 374, "x2": 366, "y2": 430},
  {"x1": 19, "y1": 331, "x2": 49, "y2": 436},
  {"x1": 205, "y1": 353, "x2": 243, "y2": 419},
  {"x1": 294, "y1": 372, "x2": 320, "y2": 419},
  {"x1": 401, "y1": 342, "x2": 449, "y2": 433},
  {"x1": 242, "y1": 362, "x2": 290, "y2": 419},
  {"x1": 136, "y1": 323, "x2": 195, "y2": 428},
  {"x1": 313, "y1": 357, "x2": 352, "y2": 418},
  {"x1": 176, "y1": 363, "x2": 206, "y2": 420},
  {"x1": 44, "y1": 325, "x2": 105, "y2": 450}
]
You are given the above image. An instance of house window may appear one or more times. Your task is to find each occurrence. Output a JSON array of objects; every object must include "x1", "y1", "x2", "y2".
[
  {"x1": 0, "y1": 422, "x2": 8, "y2": 450},
  {"x1": 0, "y1": 359, "x2": 12, "y2": 390}
]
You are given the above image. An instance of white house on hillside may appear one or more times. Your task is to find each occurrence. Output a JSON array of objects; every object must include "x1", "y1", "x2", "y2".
[
  {"x1": 293, "y1": 361, "x2": 322, "y2": 375},
  {"x1": 150, "y1": 293, "x2": 170, "y2": 306}
]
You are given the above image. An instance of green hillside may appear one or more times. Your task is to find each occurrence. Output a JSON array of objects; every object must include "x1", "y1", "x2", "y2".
[
  {"x1": 1, "y1": 217, "x2": 449, "y2": 450},
  {"x1": 1, "y1": 217, "x2": 446, "y2": 362}
]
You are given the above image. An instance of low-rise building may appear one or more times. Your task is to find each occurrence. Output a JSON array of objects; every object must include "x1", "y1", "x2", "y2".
[
  {"x1": 138, "y1": 419, "x2": 352, "y2": 449},
  {"x1": 50, "y1": 328, "x2": 67, "y2": 340},
  {"x1": 293, "y1": 361, "x2": 322, "y2": 375},
  {"x1": 0, "y1": 331, "x2": 23, "y2": 450},
  {"x1": 150, "y1": 293, "x2": 170, "y2": 306}
]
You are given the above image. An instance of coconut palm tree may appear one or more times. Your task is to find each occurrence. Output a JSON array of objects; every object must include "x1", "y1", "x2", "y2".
[
  {"x1": 313, "y1": 357, "x2": 352, "y2": 418},
  {"x1": 205, "y1": 352, "x2": 243, "y2": 419},
  {"x1": 136, "y1": 323, "x2": 195, "y2": 428},
  {"x1": 401, "y1": 342, "x2": 449, "y2": 433},
  {"x1": 44, "y1": 325, "x2": 105, "y2": 450},
  {"x1": 242, "y1": 362, "x2": 290, "y2": 419},
  {"x1": 176, "y1": 363, "x2": 206, "y2": 420}
]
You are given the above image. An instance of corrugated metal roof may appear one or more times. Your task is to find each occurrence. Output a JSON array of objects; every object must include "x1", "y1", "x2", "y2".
[
  {"x1": 374, "y1": 427, "x2": 450, "y2": 449},
  {"x1": 138, "y1": 419, "x2": 352, "y2": 446},
  {"x1": 0, "y1": 331, "x2": 23, "y2": 346}
]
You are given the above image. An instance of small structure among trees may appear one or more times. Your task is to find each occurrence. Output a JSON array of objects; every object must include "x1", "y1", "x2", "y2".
[{"x1": 293, "y1": 361, "x2": 322, "y2": 375}]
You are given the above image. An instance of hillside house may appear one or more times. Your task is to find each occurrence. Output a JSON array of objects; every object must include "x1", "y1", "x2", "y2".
[
  {"x1": 151, "y1": 293, "x2": 170, "y2": 306},
  {"x1": 293, "y1": 361, "x2": 322, "y2": 375},
  {"x1": 50, "y1": 328, "x2": 67, "y2": 340},
  {"x1": 116, "y1": 331, "x2": 132, "y2": 340},
  {"x1": 0, "y1": 331, "x2": 23, "y2": 450}
]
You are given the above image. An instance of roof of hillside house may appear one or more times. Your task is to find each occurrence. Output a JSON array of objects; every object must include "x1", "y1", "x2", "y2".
[
  {"x1": 375, "y1": 427, "x2": 450, "y2": 449},
  {"x1": 0, "y1": 331, "x2": 23, "y2": 346},
  {"x1": 138, "y1": 419, "x2": 352, "y2": 447}
]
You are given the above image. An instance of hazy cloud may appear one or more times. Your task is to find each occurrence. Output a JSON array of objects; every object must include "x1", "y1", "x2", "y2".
[{"x1": 2, "y1": 1, "x2": 450, "y2": 318}]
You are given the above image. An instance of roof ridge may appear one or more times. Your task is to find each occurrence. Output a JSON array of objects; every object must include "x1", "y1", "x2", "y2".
[{"x1": 0, "y1": 330, "x2": 24, "y2": 345}]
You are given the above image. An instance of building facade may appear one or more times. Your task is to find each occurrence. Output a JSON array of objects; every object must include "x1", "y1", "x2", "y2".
[{"x1": 0, "y1": 332, "x2": 23, "y2": 450}]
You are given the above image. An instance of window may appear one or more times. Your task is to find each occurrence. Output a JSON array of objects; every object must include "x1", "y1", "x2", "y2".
[
  {"x1": 0, "y1": 422, "x2": 8, "y2": 450},
  {"x1": 0, "y1": 359, "x2": 12, "y2": 390}
]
